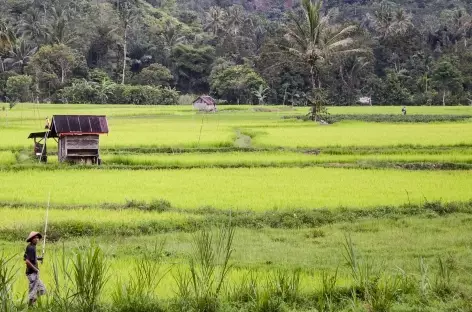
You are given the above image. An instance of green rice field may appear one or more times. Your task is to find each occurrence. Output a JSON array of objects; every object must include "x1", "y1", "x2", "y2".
[
  {"x1": 2, "y1": 104, "x2": 472, "y2": 311},
  {"x1": 0, "y1": 167, "x2": 471, "y2": 209},
  {"x1": 2, "y1": 104, "x2": 472, "y2": 150}
]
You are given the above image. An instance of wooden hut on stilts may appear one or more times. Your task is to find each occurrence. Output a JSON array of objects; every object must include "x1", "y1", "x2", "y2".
[{"x1": 28, "y1": 115, "x2": 109, "y2": 164}]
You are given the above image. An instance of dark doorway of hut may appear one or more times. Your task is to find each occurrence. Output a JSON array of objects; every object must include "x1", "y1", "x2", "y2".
[{"x1": 28, "y1": 115, "x2": 109, "y2": 165}]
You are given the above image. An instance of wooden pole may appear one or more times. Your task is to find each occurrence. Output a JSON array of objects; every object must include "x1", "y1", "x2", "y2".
[{"x1": 41, "y1": 191, "x2": 51, "y2": 263}]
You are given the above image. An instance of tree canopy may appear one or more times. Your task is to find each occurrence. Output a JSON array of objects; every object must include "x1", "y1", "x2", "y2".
[{"x1": 0, "y1": 0, "x2": 471, "y2": 105}]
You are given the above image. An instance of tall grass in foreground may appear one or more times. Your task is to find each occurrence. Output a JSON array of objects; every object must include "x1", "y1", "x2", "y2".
[
  {"x1": 47, "y1": 244, "x2": 109, "y2": 312},
  {"x1": 113, "y1": 242, "x2": 171, "y2": 312},
  {"x1": 173, "y1": 224, "x2": 235, "y2": 312},
  {"x1": 343, "y1": 234, "x2": 405, "y2": 311},
  {"x1": 0, "y1": 229, "x2": 467, "y2": 312},
  {"x1": 0, "y1": 254, "x2": 24, "y2": 312}
]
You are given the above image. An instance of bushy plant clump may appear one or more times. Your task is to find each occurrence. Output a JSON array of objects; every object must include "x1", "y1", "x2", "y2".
[{"x1": 57, "y1": 80, "x2": 179, "y2": 105}]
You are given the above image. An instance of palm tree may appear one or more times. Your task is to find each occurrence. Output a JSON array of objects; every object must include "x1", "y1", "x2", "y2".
[
  {"x1": 367, "y1": 3, "x2": 412, "y2": 39},
  {"x1": 391, "y1": 8, "x2": 413, "y2": 36},
  {"x1": 225, "y1": 5, "x2": 251, "y2": 36},
  {"x1": 204, "y1": 6, "x2": 226, "y2": 36},
  {"x1": 339, "y1": 55, "x2": 370, "y2": 100},
  {"x1": 284, "y1": 0, "x2": 365, "y2": 91},
  {"x1": 284, "y1": 0, "x2": 365, "y2": 120},
  {"x1": 0, "y1": 19, "x2": 16, "y2": 72},
  {"x1": 18, "y1": 10, "x2": 48, "y2": 44},
  {"x1": 158, "y1": 20, "x2": 186, "y2": 67},
  {"x1": 46, "y1": 5, "x2": 78, "y2": 45},
  {"x1": 3, "y1": 37, "x2": 38, "y2": 73}
]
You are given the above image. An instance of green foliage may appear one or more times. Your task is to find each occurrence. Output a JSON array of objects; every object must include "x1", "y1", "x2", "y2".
[
  {"x1": 432, "y1": 59, "x2": 463, "y2": 105},
  {"x1": 112, "y1": 244, "x2": 169, "y2": 312},
  {"x1": 26, "y1": 44, "x2": 80, "y2": 93},
  {"x1": 378, "y1": 71, "x2": 412, "y2": 105},
  {"x1": 173, "y1": 224, "x2": 235, "y2": 312},
  {"x1": 0, "y1": 0, "x2": 471, "y2": 105},
  {"x1": 316, "y1": 269, "x2": 338, "y2": 311},
  {"x1": 50, "y1": 246, "x2": 76, "y2": 311},
  {"x1": 89, "y1": 69, "x2": 111, "y2": 83},
  {"x1": 120, "y1": 85, "x2": 179, "y2": 105},
  {"x1": 210, "y1": 65, "x2": 266, "y2": 104},
  {"x1": 57, "y1": 79, "x2": 101, "y2": 104},
  {"x1": 0, "y1": 71, "x2": 18, "y2": 97},
  {"x1": 0, "y1": 253, "x2": 20, "y2": 312},
  {"x1": 5, "y1": 75, "x2": 32, "y2": 102},
  {"x1": 130, "y1": 63, "x2": 173, "y2": 87},
  {"x1": 433, "y1": 256, "x2": 455, "y2": 299},
  {"x1": 343, "y1": 235, "x2": 402, "y2": 311},
  {"x1": 58, "y1": 81, "x2": 178, "y2": 104},
  {"x1": 171, "y1": 44, "x2": 215, "y2": 94},
  {"x1": 252, "y1": 85, "x2": 269, "y2": 105},
  {"x1": 71, "y1": 245, "x2": 109, "y2": 312}
]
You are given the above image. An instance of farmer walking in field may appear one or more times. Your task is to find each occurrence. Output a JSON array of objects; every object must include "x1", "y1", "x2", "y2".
[{"x1": 24, "y1": 231, "x2": 46, "y2": 306}]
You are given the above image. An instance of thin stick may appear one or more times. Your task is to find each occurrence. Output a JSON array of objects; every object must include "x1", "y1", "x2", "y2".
[
  {"x1": 41, "y1": 191, "x2": 51, "y2": 262},
  {"x1": 198, "y1": 114, "x2": 205, "y2": 146}
]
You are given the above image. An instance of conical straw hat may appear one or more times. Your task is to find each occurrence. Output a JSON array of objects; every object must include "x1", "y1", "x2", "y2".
[{"x1": 26, "y1": 231, "x2": 42, "y2": 242}]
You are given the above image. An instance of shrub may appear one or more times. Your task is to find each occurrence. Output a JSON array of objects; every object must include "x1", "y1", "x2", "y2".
[
  {"x1": 423, "y1": 200, "x2": 462, "y2": 215},
  {"x1": 343, "y1": 234, "x2": 403, "y2": 311},
  {"x1": 71, "y1": 245, "x2": 109, "y2": 312},
  {"x1": 0, "y1": 253, "x2": 20, "y2": 311},
  {"x1": 89, "y1": 69, "x2": 111, "y2": 83},
  {"x1": 113, "y1": 85, "x2": 179, "y2": 105},
  {"x1": 267, "y1": 269, "x2": 301, "y2": 304},
  {"x1": 433, "y1": 256, "x2": 455, "y2": 299},
  {"x1": 148, "y1": 199, "x2": 172, "y2": 212},
  {"x1": 173, "y1": 224, "x2": 235, "y2": 312},
  {"x1": 6, "y1": 75, "x2": 33, "y2": 102},
  {"x1": 56, "y1": 81, "x2": 179, "y2": 105},
  {"x1": 0, "y1": 71, "x2": 18, "y2": 97},
  {"x1": 57, "y1": 79, "x2": 100, "y2": 104},
  {"x1": 130, "y1": 63, "x2": 173, "y2": 87},
  {"x1": 179, "y1": 94, "x2": 197, "y2": 105},
  {"x1": 113, "y1": 244, "x2": 169, "y2": 312}
]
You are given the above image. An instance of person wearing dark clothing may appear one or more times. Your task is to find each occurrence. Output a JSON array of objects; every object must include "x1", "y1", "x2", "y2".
[{"x1": 24, "y1": 231, "x2": 46, "y2": 306}]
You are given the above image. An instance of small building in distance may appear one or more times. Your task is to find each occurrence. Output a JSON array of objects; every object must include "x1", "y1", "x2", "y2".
[
  {"x1": 358, "y1": 96, "x2": 372, "y2": 106},
  {"x1": 28, "y1": 115, "x2": 109, "y2": 164},
  {"x1": 193, "y1": 95, "x2": 216, "y2": 112}
]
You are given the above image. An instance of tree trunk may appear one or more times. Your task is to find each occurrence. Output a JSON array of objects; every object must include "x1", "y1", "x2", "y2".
[
  {"x1": 61, "y1": 67, "x2": 65, "y2": 84},
  {"x1": 310, "y1": 65, "x2": 316, "y2": 90},
  {"x1": 442, "y1": 90, "x2": 446, "y2": 106},
  {"x1": 310, "y1": 65, "x2": 317, "y2": 121},
  {"x1": 122, "y1": 23, "x2": 128, "y2": 85}
]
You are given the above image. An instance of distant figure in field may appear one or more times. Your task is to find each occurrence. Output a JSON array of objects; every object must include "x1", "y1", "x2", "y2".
[
  {"x1": 401, "y1": 106, "x2": 407, "y2": 115},
  {"x1": 44, "y1": 117, "x2": 50, "y2": 129}
]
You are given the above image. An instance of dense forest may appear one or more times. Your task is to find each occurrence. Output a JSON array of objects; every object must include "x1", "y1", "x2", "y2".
[{"x1": 1, "y1": 0, "x2": 472, "y2": 105}]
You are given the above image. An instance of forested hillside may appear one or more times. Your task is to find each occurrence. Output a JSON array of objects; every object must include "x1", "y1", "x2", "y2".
[{"x1": 1, "y1": 0, "x2": 472, "y2": 105}]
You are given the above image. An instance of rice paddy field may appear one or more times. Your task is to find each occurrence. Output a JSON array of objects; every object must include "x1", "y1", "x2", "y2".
[{"x1": 1, "y1": 104, "x2": 472, "y2": 311}]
